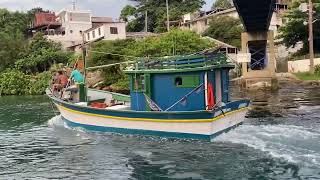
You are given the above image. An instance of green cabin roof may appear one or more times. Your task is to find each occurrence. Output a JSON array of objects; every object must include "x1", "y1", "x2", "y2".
[{"x1": 124, "y1": 53, "x2": 234, "y2": 74}]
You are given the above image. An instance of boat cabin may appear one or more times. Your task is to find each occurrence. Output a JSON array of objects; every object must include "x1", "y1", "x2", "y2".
[{"x1": 124, "y1": 54, "x2": 234, "y2": 112}]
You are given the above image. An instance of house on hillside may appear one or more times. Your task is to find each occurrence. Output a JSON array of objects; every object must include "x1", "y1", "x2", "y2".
[
  {"x1": 180, "y1": 8, "x2": 238, "y2": 34},
  {"x1": 84, "y1": 21, "x2": 126, "y2": 43},
  {"x1": 180, "y1": 0, "x2": 291, "y2": 35},
  {"x1": 29, "y1": 8, "x2": 127, "y2": 52}
]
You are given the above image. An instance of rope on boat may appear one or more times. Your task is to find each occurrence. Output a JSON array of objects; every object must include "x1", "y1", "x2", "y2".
[
  {"x1": 86, "y1": 61, "x2": 136, "y2": 70},
  {"x1": 88, "y1": 50, "x2": 140, "y2": 59},
  {"x1": 87, "y1": 49, "x2": 219, "y2": 62},
  {"x1": 165, "y1": 83, "x2": 204, "y2": 112}
]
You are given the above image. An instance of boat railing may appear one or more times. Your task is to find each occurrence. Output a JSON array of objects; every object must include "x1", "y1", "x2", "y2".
[{"x1": 135, "y1": 53, "x2": 229, "y2": 70}]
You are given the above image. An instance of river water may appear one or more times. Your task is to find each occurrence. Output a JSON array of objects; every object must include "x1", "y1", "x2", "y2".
[{"x1": 0, "y1": 80, "x2": 320, "y2": 179}]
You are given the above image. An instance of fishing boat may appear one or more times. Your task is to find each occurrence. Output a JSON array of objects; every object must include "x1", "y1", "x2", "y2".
[{"x1": 47, "y1": 53, "x2": 250, "y2": 141}]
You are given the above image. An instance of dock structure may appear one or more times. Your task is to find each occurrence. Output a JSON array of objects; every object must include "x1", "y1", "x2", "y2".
[{"x1": 233, "y1": 0, "x2": 278, "y2": 89}]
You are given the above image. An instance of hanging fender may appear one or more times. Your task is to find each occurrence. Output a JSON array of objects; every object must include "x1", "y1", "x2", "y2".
[{"x1": 207, "y1": 82, "x2": 215, "y2": 110}]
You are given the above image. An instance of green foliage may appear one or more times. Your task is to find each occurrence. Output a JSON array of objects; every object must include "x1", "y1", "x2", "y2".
[
  {"x1": 315, "y1": 64, "x2": 320, "y2": 75},
  {"x1": 294, "y1": 72, "x2": 320, "y2": 80},
  {"x1": 129, "y1": 29, "x2": 215, "y2": 56},
  {"x1": 277, "y1": 0, "x2": 320, "y2": 54},
  {"x1": 203, "y1": 16, "x2": 243, "y2": 48},
  {"x1": 90, "y1": 29, "x2": 214, "y2": 63},
  {"x1": 120, "y1": 5, "x2": 137, "y2": 22},
  {"x1": 89, "y1": 29, "x2": 215, "y2": 90},
  {"x1": 0, "y1": 9, "x2": 31, "y2": 71},
  {"x1": 0, "y1": 8, "x2": 70, "y2": 73},
  {"x1": 212, "y1": 0, "x2": 233, "y2": 9},
  {"x1": 15, "y1": 33, "x2": 72, "y2": 73},
  {"x1": 121, "y1": 0, "x2": 205, "y2": 33},
  {"x1": 0, "y1": 69, "x2": 30, "y2": 95},
  {"x1": 111, "y1": 76, "x2": 130, "y2": 91},
  {"x1": 29, "y1": 71, "x2": 52, "y2": 95},
  {"x1": 0, "y1": 70, "x2": 53, "y2": 96}
]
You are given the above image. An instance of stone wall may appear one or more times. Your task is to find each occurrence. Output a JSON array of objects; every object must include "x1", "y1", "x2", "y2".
[{"x1": 288, "y1": 58, "x2": 320, "y2": 73}]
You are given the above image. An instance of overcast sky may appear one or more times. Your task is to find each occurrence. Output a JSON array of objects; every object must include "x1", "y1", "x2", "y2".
[{"x1": 0, "y1": 0, "x2": 215, "y2": 19}]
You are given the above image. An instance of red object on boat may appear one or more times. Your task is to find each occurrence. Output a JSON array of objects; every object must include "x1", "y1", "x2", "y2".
[
  {"x1": 207, "y1": 82, "x2": 215, "y2": 110},
  {"x1": 90, "y1": 102, "x2": 107, "y2": 109}
]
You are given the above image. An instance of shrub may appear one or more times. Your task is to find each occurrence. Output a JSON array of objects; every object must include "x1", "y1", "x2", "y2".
[
  {"x1": 315, "y1": 65, "x2": 320, "y2": 75},
  {"x1": 29, "y1": 71, "x2": 52, "y2": 95},
  {"x1": 0, "y1": 70, "x2": 53, "y2": 96},
  {"x1": 0, "y1": 69, "x2": 31, "y2": 95}
]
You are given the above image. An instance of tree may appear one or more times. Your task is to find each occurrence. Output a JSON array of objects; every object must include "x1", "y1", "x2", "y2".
[
  {"x1": 212, "y1": 0, "x2": 233, "y2": 9},
  {"x1": 277, "y1": 0, "x2": 320, "y2": 55},
  {"x1": 203, "y1": 16, "x2": 243, "y2": 48},
  {"x1": 0, "y1": 9, "x2": 30, "y2": 71},
  {"x1": 120, "y1": 0, "x2": 205, "y2": 33},
  {"x1": 15, "y1": 33, "x2": 72, "y2": 73},
  {"x1": 89, "y1": 29, "x2": 215, "y2": 88},
  {"x1": 120, "y1": 5, "x2": 136, "y2": 22}
]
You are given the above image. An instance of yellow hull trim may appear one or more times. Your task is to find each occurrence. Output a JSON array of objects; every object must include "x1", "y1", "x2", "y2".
[{"x1": 56, "y1": 104, "x2": 248, "y2": 123}]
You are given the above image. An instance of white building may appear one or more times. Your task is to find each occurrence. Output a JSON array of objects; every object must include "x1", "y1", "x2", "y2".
[
  {"x1": 84, "y1": 22, "x2": 126, "y2": 43},
  {"x1": 43, "y1": 8, "x2": 126, "y2": 50},
  {"x1": 180, "y1": 8, "x2": 239, "y2": 34},
  {"x1": 46, "y1": 9, "x2": 92, "y2": 49},
  {"x1": 180, "y1": 6, "x2": 287, "y2": 36}
]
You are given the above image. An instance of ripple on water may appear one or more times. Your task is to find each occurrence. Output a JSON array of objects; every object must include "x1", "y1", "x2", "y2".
[
  {"x1": 215, "y1": 124, "x2": 320, "y2": 167},
  {"x1": 1, "y1": 83, "x2": 320, "y2": 179}
]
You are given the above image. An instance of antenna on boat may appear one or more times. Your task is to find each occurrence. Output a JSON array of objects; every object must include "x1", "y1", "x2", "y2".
[
  {"x1": 166, "y1": 0, "x2": 170, "y2": 32},
  {"x1": 81, "y1": 30, "x2": 87, "y2": 102},
  {"x1": 145, "y1": 0, "x2": 148, "y2": 33}
]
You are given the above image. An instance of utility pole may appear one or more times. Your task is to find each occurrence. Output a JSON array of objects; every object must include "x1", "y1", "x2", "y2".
[
  {"x1": 72, "y1": 0, "x2": 76, "y2": 10},
  {"x1": 166, "y1": 0, "x2": 170, "y2": 32},
  {"x1": 145, "y1": 0, "x2": 148, "y2": 33},
  {"x1": 308, "y1": 0, "x2": 315, "y2": 74}
]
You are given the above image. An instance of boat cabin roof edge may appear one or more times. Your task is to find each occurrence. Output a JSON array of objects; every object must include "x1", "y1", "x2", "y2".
[{"x1": 124, "y1": 64, "x2": 234, "y2": 74}]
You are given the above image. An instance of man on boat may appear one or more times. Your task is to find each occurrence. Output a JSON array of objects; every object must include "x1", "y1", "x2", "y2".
[
  {"x1": 70, "y1": 65, "x2": 84, "y2": 84},
  {"x1": 62, "y1": 64, "x2": 85, "y2": 101},
  {"x1": 53, "y1": 70, "x2": 68, "y2": 91}
]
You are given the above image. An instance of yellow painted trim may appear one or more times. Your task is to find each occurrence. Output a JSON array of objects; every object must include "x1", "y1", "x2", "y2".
[{"x1": 56, "y1": 104, "x2": 248, "y2": 123}]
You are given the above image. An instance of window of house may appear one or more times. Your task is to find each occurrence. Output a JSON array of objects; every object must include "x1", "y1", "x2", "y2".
[
  {"x1": 87, "y1": 33, "x2": 90, "y2": 40},
  {"x1": 174, "y1": 75, "x2": 200, "y2": 88},
  {"x1": 98, "y1": 28, "x2": 101, "y2": 36},
  {"x1": 70, "y1": 30, "x2": 73, "y2": 34},
  {"x1": 92, "y1": 30, "x2": 95, "y2": 39},
  {"x1": 110, "y1": 27, "x2": 118, "y2": 34},
  {"x1": 134, "y1": 75, "x2": 145, "y2": 92}
]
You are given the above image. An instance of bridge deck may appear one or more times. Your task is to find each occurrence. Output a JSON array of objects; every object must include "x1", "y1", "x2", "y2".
[{"x1": 233, "y1": 0, "x2": 276, "y2": 32}]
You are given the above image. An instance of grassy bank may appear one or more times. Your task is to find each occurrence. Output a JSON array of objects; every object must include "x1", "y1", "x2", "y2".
[{"x1": 294, "y1": 72, "x2": 320, "y2": 81}]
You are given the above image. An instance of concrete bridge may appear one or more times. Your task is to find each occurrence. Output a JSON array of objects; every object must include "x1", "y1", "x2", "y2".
[{"x1": 233, "y1": 0, "x2": 277, "y2": 88}]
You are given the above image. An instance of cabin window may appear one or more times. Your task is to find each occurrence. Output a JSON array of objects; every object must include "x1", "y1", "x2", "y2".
[
  {"x1": 110, "y1": 27, "x2": 118, "y2": 34},
  {"x1": 175, "y1": 77, "x2": 183, "y2": 86},
  {"x1": 174, "y1": 75, "x2": 200, "y2": 88},
  {"x1": 134, "y1": 75, "x2": 145, "y2": 92}
]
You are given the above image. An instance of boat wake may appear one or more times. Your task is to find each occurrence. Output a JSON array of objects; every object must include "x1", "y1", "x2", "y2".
[
  {"x1": 215, "y1": 124, "x2": 320, "y2": 167},
  {"x1": 48, "y1": 115, "x2": 68, "y2": 129}
]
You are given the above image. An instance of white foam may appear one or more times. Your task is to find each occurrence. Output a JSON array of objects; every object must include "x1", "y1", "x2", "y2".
[
  {"x1": 47, "y1": 115, "x2": 64, "y2": 128},
  {"x1": 215, "y1": 124, "x2": 320, "y2": 167}
]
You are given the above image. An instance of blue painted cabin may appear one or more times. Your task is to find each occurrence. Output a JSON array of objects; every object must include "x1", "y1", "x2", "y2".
[{"x1": 124, "y1": 54, "x2": 234, "y2": 112}]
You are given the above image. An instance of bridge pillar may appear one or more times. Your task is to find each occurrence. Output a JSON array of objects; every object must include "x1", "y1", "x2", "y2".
[{"x1": 241, "y1": 30, "x2": 278, "y2": 90}]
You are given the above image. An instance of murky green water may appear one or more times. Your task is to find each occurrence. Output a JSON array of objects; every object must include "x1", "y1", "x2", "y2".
[{"x1": 1, "y1": 80, "x2": 320, "y2": 179}]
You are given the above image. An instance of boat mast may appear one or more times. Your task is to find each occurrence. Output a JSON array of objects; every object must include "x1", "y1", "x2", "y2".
[{"x1": 81, "y1": 32, "x2": 87, "y2": 102}]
